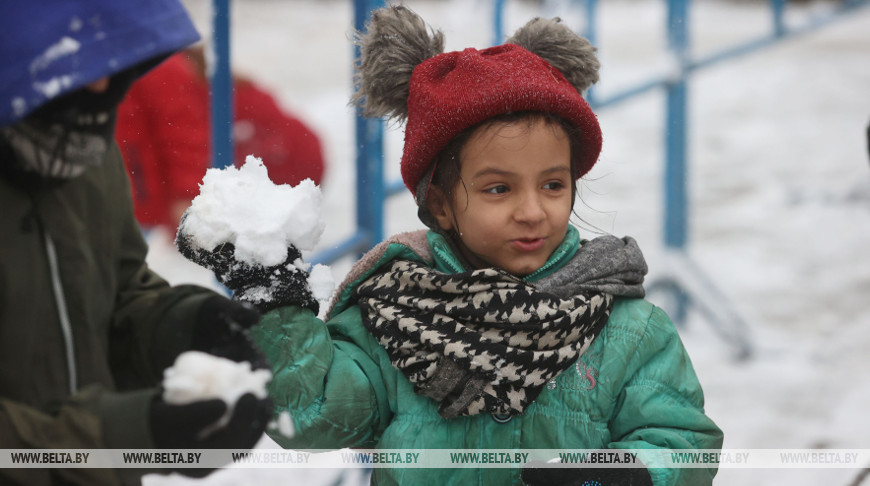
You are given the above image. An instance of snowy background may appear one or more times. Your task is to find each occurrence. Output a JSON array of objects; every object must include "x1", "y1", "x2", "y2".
[{"x1": 142, "y1": 0, "x2": 870, "y2": 485}]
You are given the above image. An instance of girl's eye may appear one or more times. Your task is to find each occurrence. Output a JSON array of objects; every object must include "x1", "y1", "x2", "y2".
[
  {"x1": 543, "y1": 181, "x2": 566, "y2": 191},
  {"x1": 484, "y1": 185, "x2": 509, "y2": 195}
]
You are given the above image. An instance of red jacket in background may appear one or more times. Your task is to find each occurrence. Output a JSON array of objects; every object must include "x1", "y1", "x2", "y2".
[
  {"x1": 115, "y1": 53, "x2": 325, "y2": 229},
  {"x1": 234, "y1": 78, "x2": 324, "y2": 187}
]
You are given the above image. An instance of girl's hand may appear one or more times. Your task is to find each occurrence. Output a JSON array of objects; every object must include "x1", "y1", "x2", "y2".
[{"x1": 176, "y1": 214, "x2": 319, "y2": 314}]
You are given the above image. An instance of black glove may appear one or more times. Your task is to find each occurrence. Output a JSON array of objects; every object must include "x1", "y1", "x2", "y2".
[
  {"x1": 176, "y1": 226, "x2": 319, "y2": 314},
  {"x1": 150, "y1": 393, "x2": 272, "y2": 478},
  {"x1": 192, "y1": 296, "x2": 269, "y2": 370},
  {"x1": 522, "y1": 461, "x2": 653, "y2": 486}
]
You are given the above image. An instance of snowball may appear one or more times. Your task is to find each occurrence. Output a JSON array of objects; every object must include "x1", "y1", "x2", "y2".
[
  {"x1": 162, "y1": 351, "x2": 272, "y2": 428},
  {"x1": 180, "y1": 156, "x2": 325, "y2": 267},
  {"x1": 272, "y1": 410, "x2": 295, "y2": 439},
  {"x1": 308, "y1": 264, "x2": 335, "y2": 302}
]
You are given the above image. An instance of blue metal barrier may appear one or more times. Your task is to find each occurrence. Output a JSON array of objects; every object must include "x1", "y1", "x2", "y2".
[
  {"x1": 662, "y1": 0, "x2": 693, "y2": 323},
  {"x1": 210, "y1": 0, "x2": 869, "y2": 264},
  {"x1": 313, "y1": 0, "x2": 388, "y2": 265},
  {"x1": 310, "y1": 0, "x2": 868, "y2": 266},
  {"x1": 210, "y1": 0, "x2": 234, "y2": 169},
  {"x1": 209, "y1": 0, "x2": 868, "y2": 356}
]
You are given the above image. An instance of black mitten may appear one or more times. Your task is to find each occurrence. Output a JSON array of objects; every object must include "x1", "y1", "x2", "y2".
[
  {"x1": 192, "y1": 296, "x2": 269, "y2": 369},
  {"x1": 522, "y1": 461, "x2": 654, "y2": 486},
  {"x1": 176, "y1": 228, "x2": 319, "y2": 314},
  {"x1": 150, "y1": 393, "x2": 272, "y2": 478}
]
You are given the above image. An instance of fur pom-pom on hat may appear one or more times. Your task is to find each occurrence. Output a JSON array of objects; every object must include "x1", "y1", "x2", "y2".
[
  {"x1": 352, "y1": 6, "x2": 444, "y2": 121},
  {"x1": 506, "y1": 17, "x2": 600, "y2": 94},
  {"x1": 353, "y1": 5, "x2": 602, "y2": 198}
]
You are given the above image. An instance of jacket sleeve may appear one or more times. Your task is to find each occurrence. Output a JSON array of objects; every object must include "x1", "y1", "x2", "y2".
[
  {"x1": 108, "y1": 141, "x2": 218, "y2": 390},
  {"x1": 109, "y1": 263, "x2": 214, "y2": 390},
  {"x1": 100, "y1": 142, "x2": 216, "y2": 453},
  {"x1": 606, "y1": 305, "x2": 724, "y2": 486},
  {"x1": 0, "y1": 146, "x2": 215, "y2": 485},
  {"x1": 251, "y1": 305, "x2": 390, "y2": 450},
  {"x1": 0, "y1": 387, "x2": 155, "y2": 485}
]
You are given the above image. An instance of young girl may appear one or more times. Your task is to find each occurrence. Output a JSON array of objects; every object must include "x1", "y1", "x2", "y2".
[{"x1": 178, "y1": 5, "x2": 722, "y2": 485}]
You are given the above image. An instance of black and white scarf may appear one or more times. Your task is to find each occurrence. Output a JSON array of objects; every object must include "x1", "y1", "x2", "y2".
[{"x1": 355, "y1": 260, "x2": 614, "y2": 418}]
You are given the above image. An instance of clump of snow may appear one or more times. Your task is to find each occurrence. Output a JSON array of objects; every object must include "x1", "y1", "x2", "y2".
[
  {"x1": 34, "y1": 75, "x2": 75, "y2": 98},
  {"x1": 294, "y1": 260, "x2": 335, "y2": 303},
  {"x1": 11, "y1": 98, "x2": 27, "y2": 118},
  {"x1": 162, "y1": 351, "x2": 272, "y2": 427},
  {"x1": 30, "y1": 36, "x2": 81, "y2": 75},
  {"x1": 308, "y1": 264, "x2": 335, "y2": 302},
  {"x1": 271, "y1": 410, "x2": 295, "y2": 439},
  {"x1": 180, "y1": 156, "x2": 325, "y2": 267}
]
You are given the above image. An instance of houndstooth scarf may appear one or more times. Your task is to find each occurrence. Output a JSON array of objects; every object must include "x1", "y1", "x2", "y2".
[{"x1": 355, "y1": 260, "x2": 614, "y2": 418}]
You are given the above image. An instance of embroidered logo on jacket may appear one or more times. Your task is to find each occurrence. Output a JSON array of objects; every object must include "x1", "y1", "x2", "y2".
[{"x1": 547, "y1": 352, "x2": 600, "y2": 392}]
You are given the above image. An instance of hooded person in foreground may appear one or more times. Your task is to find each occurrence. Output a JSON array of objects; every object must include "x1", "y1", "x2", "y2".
[{"x1": 0, "y1": 1, "x2": 272, "y2": 484}]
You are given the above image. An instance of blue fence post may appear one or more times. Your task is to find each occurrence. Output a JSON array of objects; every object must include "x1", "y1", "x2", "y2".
[
  {"x1": 354, "y1": 0, "x2": 386, "y2": 252},
  {"x1": 665, "y1": 0, "x2": 689, "y2": 250},
  {"x1": 655, "y1": 0, "x2": 751, "y2": 358},
  {"x1": 582, "y1": 0, "x2": 599, "y2": 106},
  {"x1": 771, "y1": 0, "x2": 787, "y2": 37},
  {"x1": 493, "y1": 0, "x2": 507, "y2": 45},
  {"x1": 663, "y1": 0, "x2": 691, "y2": 322},
  {"x1": 310, "y1": 0, "x2": 388, "y2": 266},
  {"x1": 211, "y1": 0, "x2": 234, "y2": 169},
  {"x1": 581, "y1": 0, "x2": 599, "y2": 46}
]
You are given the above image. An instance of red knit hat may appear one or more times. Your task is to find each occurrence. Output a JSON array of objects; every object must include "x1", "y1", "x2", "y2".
[
  {"x1": 402, "y1": 43, "x2": 602, "y2": 197},
  {"x1": 352, "y1": 6, "x2": 602, "y2": 199}
]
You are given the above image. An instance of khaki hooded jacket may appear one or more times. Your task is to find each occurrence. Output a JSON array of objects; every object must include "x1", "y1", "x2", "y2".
[{"x1": 0, "y1": 144, "x2": 215, "y2": 485}]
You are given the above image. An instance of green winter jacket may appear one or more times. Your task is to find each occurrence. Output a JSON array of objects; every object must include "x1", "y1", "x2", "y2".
[
  {"x1": 0, "y1": 143, "x2": 216, "y2": 485},
  {"x1": 254, "y1": 227, "x2": 723, "y2": 485}
]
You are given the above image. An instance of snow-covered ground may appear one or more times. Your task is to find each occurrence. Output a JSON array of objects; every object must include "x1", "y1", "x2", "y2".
[{"x1": 145, "y1": 1, "x2": 870, "y2": 484}]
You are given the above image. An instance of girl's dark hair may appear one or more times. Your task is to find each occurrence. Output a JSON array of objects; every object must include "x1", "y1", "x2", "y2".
[{"x1": 428, "y1": 111, "x2": 583, "y2": 207}]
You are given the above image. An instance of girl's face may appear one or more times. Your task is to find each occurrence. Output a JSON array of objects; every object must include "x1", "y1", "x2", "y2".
[{"x1": 429, "y1": 118, "x2": 573, "y2": 277}]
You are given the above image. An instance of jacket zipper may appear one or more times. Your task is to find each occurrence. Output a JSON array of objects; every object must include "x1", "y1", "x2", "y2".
[{"x1": 43, "y1": 231, "x2": 78, "y2": 395}]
